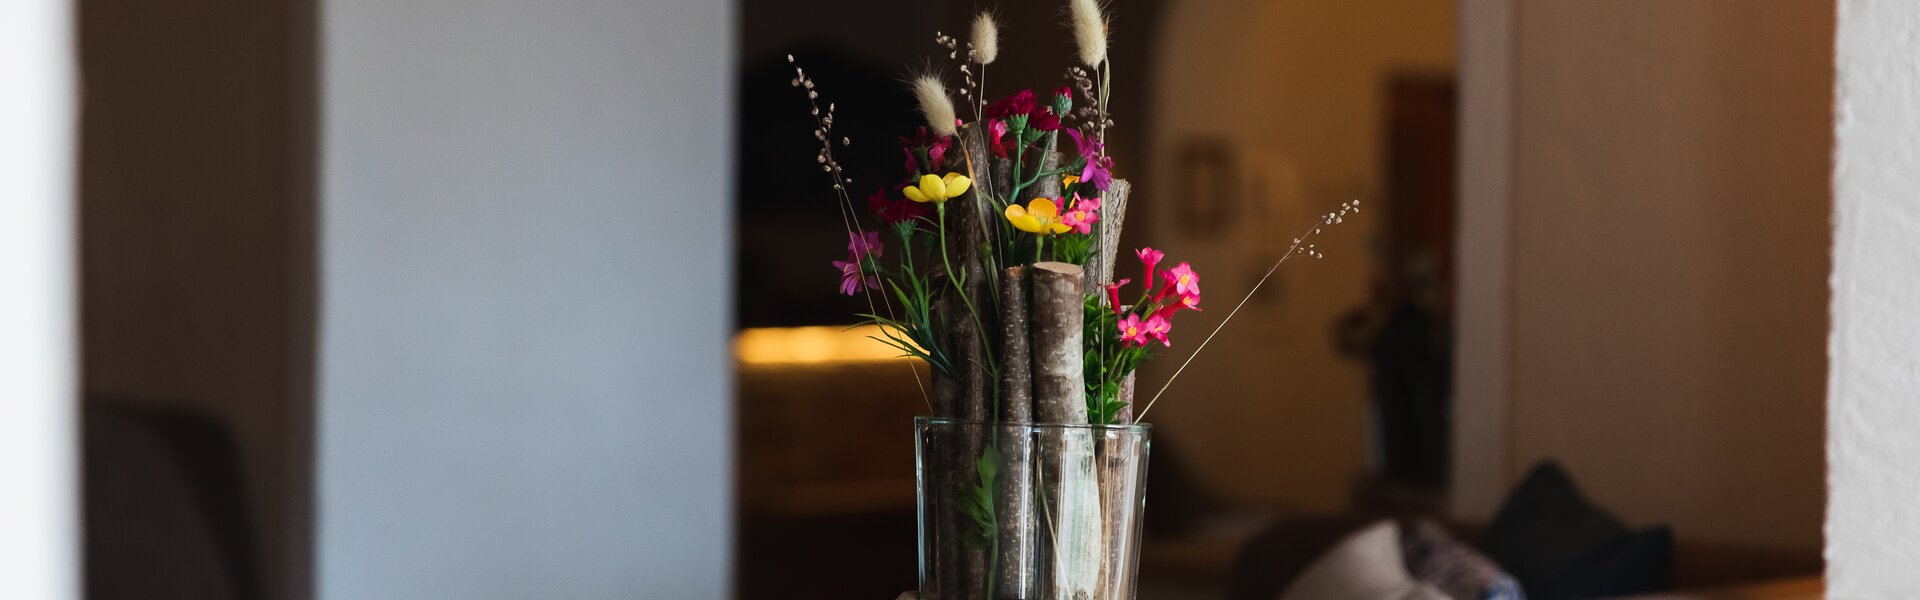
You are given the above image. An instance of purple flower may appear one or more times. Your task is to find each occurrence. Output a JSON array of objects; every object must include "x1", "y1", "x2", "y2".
[
  {"x1": 847, "y1": 230, "x2": 883, "y2": 259},
  {"x1": 1064, "y1": 129, "x2": 1113, "y2": 191},
  {"x1": 832, "y1": 258, "x2": 879, "y2": 296}
]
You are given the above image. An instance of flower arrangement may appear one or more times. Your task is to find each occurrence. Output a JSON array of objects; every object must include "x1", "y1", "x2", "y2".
[{"x1": 786, "y1": 2, "x2": 1354, "y2": 597}]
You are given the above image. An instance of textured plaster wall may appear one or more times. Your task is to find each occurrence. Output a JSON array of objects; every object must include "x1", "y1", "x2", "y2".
[{"x1": 1828, "y1": 0, "x2": 1920, "y2": 594}]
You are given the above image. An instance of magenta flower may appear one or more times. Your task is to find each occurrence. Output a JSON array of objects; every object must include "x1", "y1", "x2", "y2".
[
  {"x1": 1078, "y1": 155, "x2": 1112, "y2": 191},
  {"x1": 986, "y1": 89, "x2": 1037, "y2": 120},
  {"x1": 1118, "y1": 313, "x2": 1150, "y2": 347},
  {"x1": 900, "y1": 126, "x2": 953, "y2": 174},
  {"x1": 1162, "y1": 262, "x2": 1200, "y2": 298},
  {"x1": 1155, "y1": 290, "x2": 1202, "y2": 321},
  {"x1": 1028, "y1": 109, "x2": 1062, "y2": 132},
  {"x1": 1060, "y1": 195, "x2": 1101, "y2": 234},
  {"x1": 1144, "y1": 314, "x2": 1173, "y2": 347},
  {"x1": 1063, "y1": 130, "x2": 1113, "y2": 191},
  {"x1": 847, "y1": 230, "x2": 883, "y2": 259},
  {"x1": 987, "y1": 119, "x2": 1010, "y2": 158},
  {"x1": 1136, "y1": 247, "x2": 1164, "y2": 294},
  {"x1": 832, "y1": 259, "x2": 879, "y2": 296},
  {"x1": 1104, "y1": 278, "x2": 1132, "y2": 314}
]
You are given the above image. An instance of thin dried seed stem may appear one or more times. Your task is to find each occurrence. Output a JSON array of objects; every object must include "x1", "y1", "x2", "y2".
[
  {"x1": 790, "y1": 55, "x2": 931, "y2": 409},
  {"x1": 1136, "y1": 200, "x2": 1360, "y2": 420}
]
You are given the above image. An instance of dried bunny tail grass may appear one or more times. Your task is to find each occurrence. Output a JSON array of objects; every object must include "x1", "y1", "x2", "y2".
[
  {"x1": 972, "y1": 12, "x2": 1000, "y2": 65},
  {"x1": 1068, "y1": 0, "x2": 1108, "y2": 67},
  {"x1": 912, "y1": 74, "x2": 959, "y2": 137}
]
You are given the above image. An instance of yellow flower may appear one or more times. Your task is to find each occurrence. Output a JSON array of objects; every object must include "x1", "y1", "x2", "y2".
[
  {"x1": 902, "y1": 173, "x2": 972, "y2": 203},
  {"x1": 1005, "y1": 197, "x2": 1073, "y2": 234},
  {"x1": 1062, "y1": 174, "x2": 1081, "y2": 188}
]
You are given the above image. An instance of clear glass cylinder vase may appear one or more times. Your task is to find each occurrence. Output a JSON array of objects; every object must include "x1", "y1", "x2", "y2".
[{"x1": 915, "y1": 416, "x2": 1151, "y2": 600}]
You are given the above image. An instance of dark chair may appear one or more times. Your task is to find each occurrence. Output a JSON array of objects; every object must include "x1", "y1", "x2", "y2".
[{"x1": 85, "y1": 399, "x2": 262, "y2": 600}]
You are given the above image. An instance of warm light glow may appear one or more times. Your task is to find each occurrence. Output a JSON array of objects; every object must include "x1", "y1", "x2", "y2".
[{"x1": 734, "y1": 325, "x2": 918, "y2": 365}]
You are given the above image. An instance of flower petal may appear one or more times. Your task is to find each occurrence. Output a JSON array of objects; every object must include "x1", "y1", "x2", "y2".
[
  {"x1": 1029, "y1": 197, "x2": 1060, "y2": 219},
  {"x1": 942, "y1": 173, "x2": 972, "y2": 197},
  {"x1": 920, "y1": 174, "x2": 947, "y2": 200},
  {"x1": 902, "y1": 186, "x2": 929, "y2": 203},
  {"x1": 1004, "y1": 204, "x2": 1042, "y2": 233}
]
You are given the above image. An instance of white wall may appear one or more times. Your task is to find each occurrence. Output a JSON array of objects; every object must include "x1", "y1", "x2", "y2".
[
  {"x1": 1452, "y1": 0, "x2": 1831, "y2": 554},
  {"x1": 1829, "y1": 0, "x2": 1920, "y2": 593},
  {"x1": 316, "y1": 0, "x2": 733, "y2": 598},
  {"x1": 0, "y1": 0, "x2": 78, "y2": 598}
]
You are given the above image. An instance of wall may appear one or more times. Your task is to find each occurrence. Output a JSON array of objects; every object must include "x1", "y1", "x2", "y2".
[
  {"x1": 1147, "y1": 0, "x2": 1456, "y2": 511},
  {"x1": 315, "y1": 0, "x2": 733, "y2": 598},
  {"x1": 1828, "y1": 0, "x2": 1920, "y2": 593},
  {"x1": 0, "y1": 0, "x2": 78, "y2": 597},
  {"x1": 77, "y1": 0, "x2": 314, "y2": 595},
  {"x1": 1454, "y1": 0, "x2": 1832, "y2": 554}
]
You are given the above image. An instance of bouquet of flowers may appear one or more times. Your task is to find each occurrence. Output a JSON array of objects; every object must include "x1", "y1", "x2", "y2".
[{"x1": 788, "y1": 2, "x2": 1354, "y2": 597}]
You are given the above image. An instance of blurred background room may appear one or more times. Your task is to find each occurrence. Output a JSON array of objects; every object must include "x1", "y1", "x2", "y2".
[{"x1": 6, "y1": 0, "x2": 1911, "y2": 599}]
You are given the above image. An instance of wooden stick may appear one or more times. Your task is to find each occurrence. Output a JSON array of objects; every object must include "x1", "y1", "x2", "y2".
[
  {"x1": 1094, "y1": 429, "x2": 1144, "y2": 600},
  {"x1": 1093, "y1": 371, "x2": 1137, "y2": 599},
  {"x1": 953, "y1": 125, "x2": 998, "y2": 597},
  {"x1": 1093, "y1": 179, "x2": 1131, "y2": 286},
  {"x1": 1030, "y1": 149, "x2": 1064, "y2": 201},
  {"x1": 1031, "y1": 262, "x2": 1100, "y2": 598},
  {"x1": 927, "y1": 299, "x2": 966, "y2": 596},
  {"x1": 1032, "y1": 262, "x2": 1086, "y2": 424},
  {"x1": 995, "y1": 266, "x2": 1036, "y2": 598}
]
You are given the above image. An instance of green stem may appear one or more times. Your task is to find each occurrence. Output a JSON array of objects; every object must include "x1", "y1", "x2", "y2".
[{"x1": 1017, "y1": 167, "x2": 1071, "y2": 192}]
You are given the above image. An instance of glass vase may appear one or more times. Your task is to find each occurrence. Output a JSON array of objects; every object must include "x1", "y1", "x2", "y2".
[{"x1": 915, "y1": 416, "x2": 1151, "y2": 600}]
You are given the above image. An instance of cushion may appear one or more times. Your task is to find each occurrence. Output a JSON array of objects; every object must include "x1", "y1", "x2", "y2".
[
  {"x1": 1398, "y1": 517, "x2": 1524, "y2": 600},
  {"x1": 1485, "y1": 462, "x2": 1671, "y2": 599},
  {"x1": 1279, "y1": 520, "x2": 1451, "y2": 600}
]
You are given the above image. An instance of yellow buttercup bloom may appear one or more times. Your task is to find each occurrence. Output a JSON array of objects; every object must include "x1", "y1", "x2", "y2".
[
  {"x1": 1005, "y1": 197, "x2": 1072, "y2": 235},
  {"x1": 1062, "y1": 174, "x2": 1081, "y2": 188},
  {"x1": 902, "y1": 173, "x2": 972, "y2": 203}
]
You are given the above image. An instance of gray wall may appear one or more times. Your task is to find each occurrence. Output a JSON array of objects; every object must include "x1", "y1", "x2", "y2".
[{"x1": 316, "y1": 0, "x2": 733, "y2": 597}]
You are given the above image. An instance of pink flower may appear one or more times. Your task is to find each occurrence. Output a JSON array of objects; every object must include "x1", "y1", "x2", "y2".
[
  {"x1": 1155, "y1": 291, "x2": 1202, "y2": 320},
  {"x1": 832, "y1": 259, "x2": 879, "y2": 296},
  {"x1": 1144, "y1": 314, "x2": 1173, "y2": 347},
  {"x1": 1118, "y1": 313, "x2": 1150, "y2": 347},
  {"x1": 899, "y1": 126, "x2": 953, "y2": 174},
  {"x1": 1162, "y1": 262, "x2": 1200, "y2": 298},
  {"x1": 1103, "y1": 278, "x2": 1132, "y2": 314},
  {"x1": 1060, "y1": 195, "x2": 1101, "y2": 234},
  {"x1": 1136, "y1": 247, "x2": 1164, "y2": 294},
  {"x1": 847, "y1": 231, "x2": 883, "y2": 259},
  {"x1": 987, "y1": 119, "x2": 1010, "y2": 158}
]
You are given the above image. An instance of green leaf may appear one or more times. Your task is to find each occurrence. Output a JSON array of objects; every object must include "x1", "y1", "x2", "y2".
[{"x1": 953, "y1": 445, "x2": 1001, "y2": 548}]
